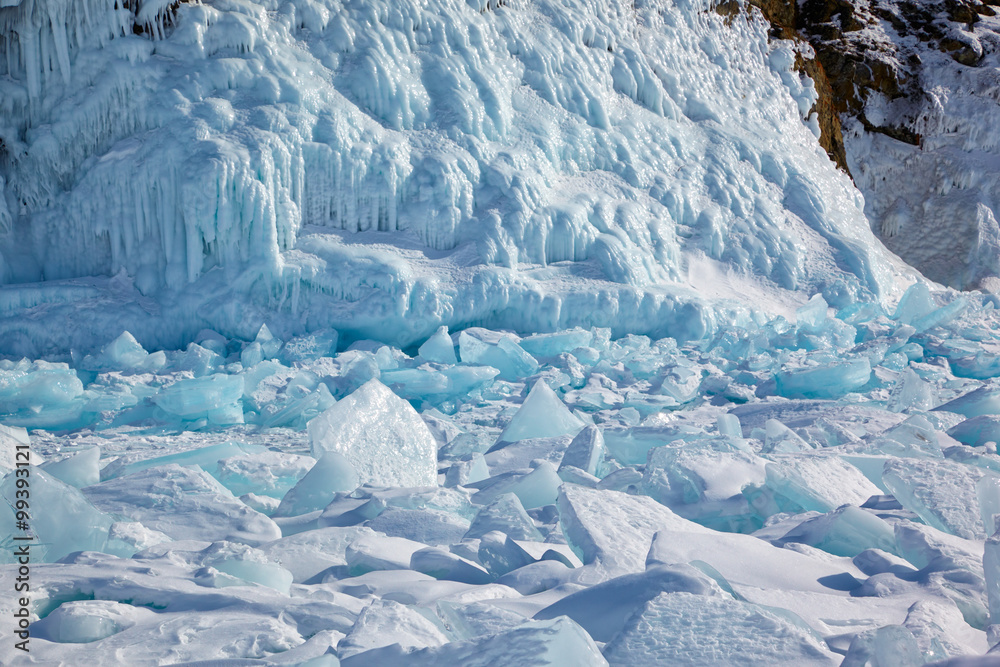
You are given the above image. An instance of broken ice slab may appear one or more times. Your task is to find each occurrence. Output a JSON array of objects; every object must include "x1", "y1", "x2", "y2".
[
  {"x1": 338, "y1": 598, "x2": 449, "y2": 659},
  {"x1": 534, "y1": 563, "x2": 722, "y2": 642},
  {"x1": 477, "y1": 530, "x2": 536, "y2": 577},
  {"x1": 911, "y1": 296, "x2": 968, "y2": 334},
  {"x1": 0, "y1": 468, "x2": 115, "y2": 563},
  {"x1": 762, "y1": 418, "x2": 814, "y2": 454},
  {"x1": 80, "y1": 331, "x2": 164, "y2": 373},
  {"x1": 557, "y1": 484, "x2": 697, "y2": 580},
  {"x1": 0, "y1": 361, "x2": 86, "y2": 429},
  {"x1": 795, "y1": 294, "x2": 829, "y2": 331},
  {"x1": 83, "y1": 464, "x2": 281, "y2": 546},
  {"x1": 883, "y1": 458, "x2": 994, "y2": 540},
  {"x1": 279, "y1": 328, "x2": 339, "y2": 363},
  {"x1": 444, "y1": 454, "x2": 490, "y2": 487},
  {"x1": 274, "y1": 451, "x2": 359, "y2": 518},
  {"x1": 496, "y1": 559, "x2": 575, "y2": 595},
  {"x1": 749, "y1": 454, "x2": 881, "y2": 518},
  {"x1": 485, "y1": 434, "x2": 574, "y2": 476},
  {"x1": 40, "y1": 445, "x2": 100, "y2": 488},
  {"x1": 166, "y1": 343, "x2": 222, "y2": 377},
  {"x1": 888, "y1": 368, "x2": 938, "y2": 412},
  {"x1": 602, "y1": 423, "x2": 707, "y2": 466},
  {"x1": 239, "y1": 341, "x2": 264, "y2": 368},
  {"x1": 258, "y1": 383, "x2": 336, "y2": 429},
  {"x1": 774, "y1": 357, "x2": 871, "y2": 399},
  {"x1": 0, "y1": 424, "x2": 41, "y2": 475},
  {"x1": 307, "y1": 378, "x2": 438, "y2": 488},
  {"x1": 417, "y1": 326, "x2": 458, "y2": 365},
  {"x1": 344, "y1": 534, "x2": 427, "y2": 576},
  {"x1": 410, "y1": 547, "x2": 492, "y2": 584},
  {"x1": 101, "y1": 441, "x2": 266, "y2": 482},
  {"x1": 458, "y1": 331, "x2": 539, "y2": 381},
  {"x1": 935, "y1": 383, "x2": 1000, "y2": 418},
  {"x1": 893, "y1": 282, "x2": 937, "y2": 325},
  {"x1": 378, "y1": 368, "x2": 450, "y2": 399},
  {"x1": 558, "y1": 425, "x2": 606, "y2": 476},
  {"x1": 257, "y1": 525, "x2": 381, "y2": 583},
  {"x1": 368, "y1": 507, "x2": 471, "y2": 546},
  {"x1": 152, "y1": 374, "x2": 245, "y2": 425},
  {"x1": 465, "y1": 493, "x2": 544, "y2": 541},
  {"x1": 776, "y1": 505, "x2": 897, "y2": 558},
  {"x1": 640, "y1": 446, "x2": 765, "y2": 532},
  {"x1": 949, "y1": 416, "x2": 1000, "y2": 448},
  {"x1": 518, "y1": 328, "x2": 594, "y2": 358},
  {"x1": 497, "y1": 380, "x2": 584, "y2": 443},
  {"x1": 251, "y1": 323, "x2": 283, "y2": 359}
]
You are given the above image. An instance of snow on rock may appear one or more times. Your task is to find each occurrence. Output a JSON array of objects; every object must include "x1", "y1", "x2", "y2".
[{"x1": 307, "y1": 378, "x2": 438, "y2": 488}]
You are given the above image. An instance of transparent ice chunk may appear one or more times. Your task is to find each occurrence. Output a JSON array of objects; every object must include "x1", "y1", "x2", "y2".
[
  {"x1": 40, "y1": 445, "x2": 100, "y2": 488},
  {"x1": 465, "y1": 492, "x2": 544, "y2": 541},
  {"x1": 152, "y1": 374, "x2": 245, "y2": 425},
  {"x1": 774, "y1": 358, "x2": 871, "y2": 399},
  {"x1": 418, "y1": 326, "x2": 458, "y2": 365},
  {"x1": 777, "y1": 505, "x2": 897, "y2": 557},
  {"x1": 948, "y1": 416, "x2": 1000, "y2": 447},
  {"x1": 499, "y1": 380, "x2": 584, "y2": 443},
  {"x1": 274, "y1": 452, "x2": 359, "y2": 517},
  {"x1": 459, "y1": 331, "x2": 539, "y2": 381},
  {"x1": 559, "y1": 425, "x2": 606, "y2": 476},
  {"x1": 0, "y1": 468, "x2": 115, "y2": 563},
  {"x1": 934, "y1": 383, "x2": 1000, "y2": 418}
]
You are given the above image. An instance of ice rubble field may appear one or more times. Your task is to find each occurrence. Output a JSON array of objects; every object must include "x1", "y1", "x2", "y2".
[{"x1": 4, "y1": 283, "x2": 1000, "y2": 665}]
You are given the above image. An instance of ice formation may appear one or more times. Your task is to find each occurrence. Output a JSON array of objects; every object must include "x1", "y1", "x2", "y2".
[
  {"x1": 3, "y1": 0, "x2": 1000, "y2": 664},
  {"x1": 0, "y1": 0, "x2": 920, "y2": 357},
  {"x1": 3, "y1": 290, "x2": 1000, "y2": 662}
]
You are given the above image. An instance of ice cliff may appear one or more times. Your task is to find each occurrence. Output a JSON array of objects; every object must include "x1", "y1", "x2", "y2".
[{"x1": 0, "y1": 0, "x2": 917, "y2": 356}]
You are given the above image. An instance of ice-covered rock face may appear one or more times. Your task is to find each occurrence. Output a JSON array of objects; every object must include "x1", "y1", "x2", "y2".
[
  {"x1": 0, "y1": 0, "x2": 914, "y2": 355},
  {"x1": 737, "y1": 0, "x2": 1000, "y2": 291}
]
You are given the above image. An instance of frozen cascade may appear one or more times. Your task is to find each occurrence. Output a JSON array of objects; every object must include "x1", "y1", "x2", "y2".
[{"x1": 0, "y1": 0, "x2": 919, "y2": 356}]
